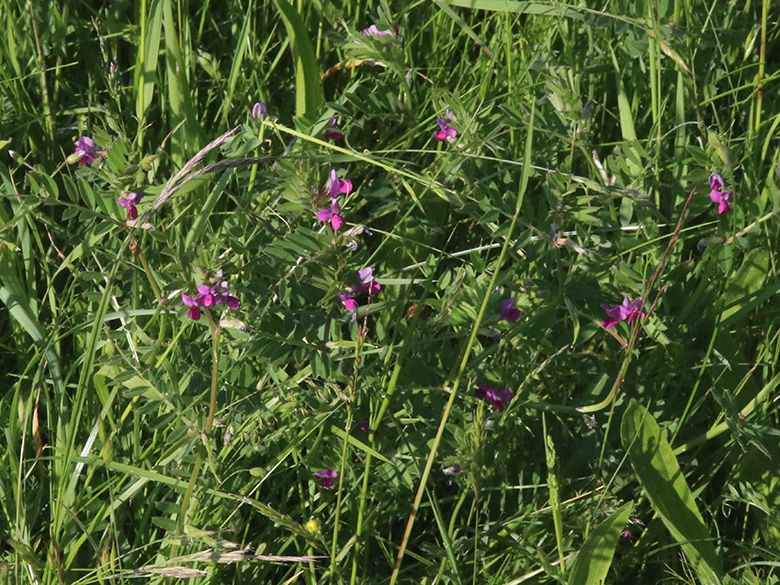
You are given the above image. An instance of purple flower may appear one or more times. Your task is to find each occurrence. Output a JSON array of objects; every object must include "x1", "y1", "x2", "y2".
[
  {"x1": 324, "y1": 118, "x2": 343, "y2": 141},
  {"x1": 433, "y1": 117, "x2": 457, "y2": 142},
  {"x1": 317, "y1": 200, "x2": 345, "y2": 230},
  {"x1": 74, "y1": 136, "x2": 98, "y2": 165},
  {"x1": 252, "y1": 101, "x2": 268, "y2": 119},
  {"x1": 117, "y1": 191, "x2": 144, "y2": 220},
  {"x1": 362, "y1": 24, "x2": 397, "y2": 37},
  {"x1": 314, "y1": 469, "x2": 338, "y2": 488},
  {"x1": 338, "y1": 267, "x2": 381, "y2": 312},
  {"x1": 500, "y1": 298, "x2": 520, "y2": 322},
  {"x1": 182, "y1": 281, "x2": 240, "y2": 320},
  {"x1": 327, "y1": 169, "x2": 353, "y2": 198},
  {"x1": 442, "y1": 464, "x2": 460, "y2": 476},
  {"x1": 475, "y1": 384, "x2": 512, "y2": 412},
  {"x1": 181, "y1": 293, "x2": 203, "y2": 321},
  {"x1": 600, "y1": 297, "x2": 645, "y2": 329},
  {"x1": 317, "y1": 170, "x2": 352, "y2": 230},
  {"x1": 709, "y1": 173, "x2": 733, "y2": 214}
]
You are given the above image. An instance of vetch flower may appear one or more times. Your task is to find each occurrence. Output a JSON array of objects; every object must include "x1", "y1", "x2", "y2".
[
  {"x1": 317, "y1": 200, "x2": 345, "y2": 230},
  {"x1": 500, "y1": 298, "x2": 520, "y2": 322},
  {"x1": 709, "y1": 173, "x2": 733, "y2": 214},
  {"x1": 73, "y1": 136, "x2": 99, "y2": 164},
  {"x1": 337, "y1": 267, "x2": 381, "y2": 312},
  {"x1": 317, "y1": 170, "x2": 351, "y2": 230},
  {"x1": 327, "y1": 169, "x2": 353, "y2": 198},
  {"x1": 442, "y1": 464, "x2": 460, "y2": 476},
  {"x1": 324, "y1": 118, "x2": 343, "y2": 141},
  {"x1": 314, "y1": 469, "x2": 338, "y2": 488},
  {"x1": 252, "y1": 101, "x2": 268, "y2": 119},
  {"x1": 117, "y1": 191, "x2": 144, "y2": 220},
  {"x1": 181, "y1": 293, "x2": 203, "y2": 321},
  {"x1": 362, "y1": 24, "x2": 397, "y2": 37},
  {"x1": 182, "y1": 280, "x2": 240, "y2": 320},
  {"x1": 600, "y1": 297, "x2": 645, "y2": 329},
  {"x1": 433, "y1": 109, "x2": 457, "y2": 142},
  {"x1": 475, "y1": 384, "x2": 512, "y2": 412},
  {"x1": 433, "y1": 118, "x2": 457, "y2": 142}
]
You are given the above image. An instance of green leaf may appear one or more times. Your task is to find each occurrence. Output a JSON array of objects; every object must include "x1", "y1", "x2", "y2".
[
  {"x1": 567, "y1": 501, "x2": 633, "y2": 585},
  {"x1": 272, "y1": 0, "x2": 323, "y2": 119},
  {"x1": 621, "y1": 400, "x2": 722, "y2": 585}
]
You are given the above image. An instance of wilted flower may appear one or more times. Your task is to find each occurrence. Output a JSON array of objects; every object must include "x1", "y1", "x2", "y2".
[
  {"x1": 324, "y1": 118, "x2": 343, "y2": 141},
  {"x1": 73, "y1": 136, "x2": 99, "y2": 165},
  {"x1": 117, "y1": 191, "x2": 144, "y2": 220},
  {"x1": 600, "y1": 297, "x2": 644, "y2": 329},
  {"x1": 500, "y1": 298, "x2": 520, "y2": 322},
  {"x1": 475, "y1": 384, "x2": 512, "y2": 412},
  {"x1": 252, "y1": 101, "x2": 268, "y2": 119},
  {"x1": 362, "y1": 24, "x2": 397, "y2": 37},
  {"x1": 314, "y1": 469, "x2": 338, "y2": 488},
  {"x1": 709, "y1": 173, "x2": 733, "y2": 214}
]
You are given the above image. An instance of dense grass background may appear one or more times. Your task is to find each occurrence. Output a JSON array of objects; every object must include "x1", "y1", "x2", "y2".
[{"x1": 2, "y1": 0, "x2": 780, "y2": 583}]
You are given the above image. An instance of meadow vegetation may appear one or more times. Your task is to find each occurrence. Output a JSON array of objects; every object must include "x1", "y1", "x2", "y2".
[{"x1": 1, "y1": 0, "x2": 779, "y2": 583}]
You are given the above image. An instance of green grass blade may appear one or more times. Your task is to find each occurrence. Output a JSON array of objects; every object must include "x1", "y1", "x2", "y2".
[
  {"x1": 567, "y1": 501, "x2": 632, "y2": 585},
  {"x1": 272, "y1": 0, "x2": 323, "y2": 119},
  {"x1": 621, "y1": 399, "x2": 722, "y2": 585},
  {"x1": 135, "y1": 0, "x2": 164, "y2": 144}
]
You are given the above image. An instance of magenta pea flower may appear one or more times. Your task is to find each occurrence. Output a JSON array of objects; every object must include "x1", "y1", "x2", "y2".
[
  {"x1": 600, "y1": 297, "x2": 645, "y2": 329},
  {"x1": 252, "y1": 101, "x2": 268, "y2": 119},
  {"x1": 324, "y1": 118, "x2": 343, "y2": 141},
  {"x1": 182, "y1": 280, "x2": 240, "y2": 320},
  {"x1": 475, "y1": 383, "x2": 512, "y2": 412},
  {"x1": 362, "y1": 24, "x2": 397, "y2": 37},
  {"x1": 317, "y1": 200, "x2": 345, "y2": 230},
  {"x1": 433, "y1": 118, "x2": 457, "y2": 142},
  {"x1": 317, "y1": 170, "x2": 351, "y2": 230},
  {"x1": 338, "y1": 267, "x2": 381, "y2": 312},
  {"x1": 500, "y1": 298, "x2": 520, "y2": 322},
  {"x1": 314, "y1": 469, "x2": 338, "y2": 488},
  {"x1": 73, "y1": 136, "x2": 99, "y2": 164},
  {"x1": 709, "y1": 173, "x2": 733, "y2": 214},
  {"x1": 117, "y1": 191, "x2": 144, "y2": 220},
  {"x1": 327, "y1": 169, "x2": 353, "y2": 198},
  {"x1": 181, "y1": 293, "x2": 203, "y2": 321}
]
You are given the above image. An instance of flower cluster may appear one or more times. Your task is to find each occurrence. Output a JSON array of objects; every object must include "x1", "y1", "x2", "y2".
[
  {"x1": 709, "y1": 173, "x2": 733, "y2": 214},
  {"x1": 314, "y1": 469, "x2": 338, "y2": 488},
  {"x1": 362, "y1": 23, "x2": 398, "y2": 38},
  {"x1": 338, "y1": 267, "x2": 380, "y2": 312},
  {"x1": 181, "y1": 281, "x2": 240, "y2": 321},
  {"x1": 433, "y1": 109, "x2": 457, "y2": 142},
  {"x1": 475, "y1": 384, "x2": 512, "y2": 412},
  {"x1": 325, "y1": 118, "x2": 343, "y2": 141},
  {"x1": 117, "y1": 191, "x2": 144, "y2": 220},
  {"x1": 600, "y1": 297, "x2": 645, "y2": 329},
  {"x1": 317, "y1": 170, "x2": 352, "y2": 230},
  {"x1": 73, "y1": 136, "x2": 99, "y2": 165}
]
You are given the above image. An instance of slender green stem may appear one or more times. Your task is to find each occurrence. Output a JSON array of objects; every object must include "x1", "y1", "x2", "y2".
[{"x1": 389, "y1": 104, "x2": 536, "y2": 585}]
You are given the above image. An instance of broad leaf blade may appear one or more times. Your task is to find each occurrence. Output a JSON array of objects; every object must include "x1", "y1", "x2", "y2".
[
  {"x1": 272, "y1": 0, "x2": 323, "y2": 118},
  {"x1": 621, "y1": 399, "x2": 722, "y2": 585},
  {"x1": 567, "y1": 501, "x2": 633, "y2": 585}
]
